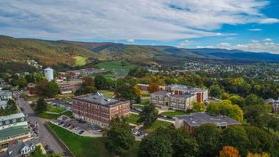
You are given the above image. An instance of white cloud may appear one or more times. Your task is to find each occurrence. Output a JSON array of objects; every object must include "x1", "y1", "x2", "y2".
[
  {"x1": 215, "y1": 39, "x2": 279, "y2": 54},
  {"x1": 0, "y1": 0, "x2": 277, "y2": 41},
  {"x1": 248, "y1": 28, "x2": 262, "y2": 31},
  {"x1": 177, "y1": 40, "x2": 191, "y2": 48},
  {"x1": 259, "y1": 18, "x2": 279, "y2": 24}
]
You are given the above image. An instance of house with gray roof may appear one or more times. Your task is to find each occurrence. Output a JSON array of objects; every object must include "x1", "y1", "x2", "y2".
[
  {"x1": 174, "y1": 112, "x2": 240, "y2": 133},
  {"x1": 6, "y1": 138, "x2": 40, "y2": 157}
]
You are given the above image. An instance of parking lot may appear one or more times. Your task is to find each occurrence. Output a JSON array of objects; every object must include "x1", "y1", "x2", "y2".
[{"x1": 51, "y1": 115, "x2": 103, "y2": 137}]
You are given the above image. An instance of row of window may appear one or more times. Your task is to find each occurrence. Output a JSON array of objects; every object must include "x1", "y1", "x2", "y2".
[{"x1": 0, "y1": 118, "x2": 25, "y2": 126}]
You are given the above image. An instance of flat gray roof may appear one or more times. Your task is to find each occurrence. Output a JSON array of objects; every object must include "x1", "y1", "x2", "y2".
[
  {"x1": 74, "y1": 92, "x2": 124, "y2": 106},
  {"x1": 177, "y1": 112, "x2": 240, "y2": 127},
  {"x1": 0, "y1": 113, "x2": 25, "y2": 122},
  {"x1": 151, "y1": 91, "x2": 194, "y2": 98}
]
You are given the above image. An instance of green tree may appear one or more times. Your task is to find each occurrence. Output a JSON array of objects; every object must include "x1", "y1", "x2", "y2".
[
  {"x1": 36, "y1": 80, "x2": 59, "y2": 97},
  {"x1": 75, "y1": 77, "x2": 96, "y2": 95},
  {"x1": 138, "y1": 129, "x2": 173, "y2": 157},
  {"x1": 16, "y1": 76, "x2": 27, "y2": 89},
  {"x1": 244, "y1": 126, "x2": 273, "y2": 154},
  {"x1": 207, "y1": 100, "x2": 244, "y2": 122},
  {"x1": 221, "y1": 126, "x2": 249, "y2": 157},
  {"x1": 245, "y1": 94, "x2": 264, "y2": 106},
  {"x1": 138, "y1": 104, "x2": 158, "y2": 128},
  {"x1": 192, "y1": 102, "x2": 206, "y2": 112},
  {"x1": 209, "y1": 84, "x2": 223, "y2": 98},
  {"x1": 46, "y1": 81, "x2": 59, "y2": 97},
  {"x1": 171, "y1": 129, "x2": 199, "y2": 157},
  {"x1": 195, "y1": 124, "x2": 222, "y2": 157},
  {"x1": 35, "y1": 98, "x2": 47, "y2": 114},
  {"x1": 105, "y1": 117, "x2": 135, "y2": 155},
  {"x1": 244, "y1": 105, "x2": 271, "y2": 127}
]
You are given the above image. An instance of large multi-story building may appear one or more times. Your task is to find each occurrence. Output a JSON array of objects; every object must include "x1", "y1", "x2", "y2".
[
  {"x1": 150, "y1": 84, "x2": 208, "y2": 111},
  {"x1": 174, "y1": 112, "x2": 240, "y2": 133},
  {"x1": 58, "y1": 80, "x2": 82, "y2": 94},
  {"x1": 72, "y1": 92, "x2": 130, "y2": 127},
  {"x1": 0, "y1": 113, "x2": 31, "y2": 152}
]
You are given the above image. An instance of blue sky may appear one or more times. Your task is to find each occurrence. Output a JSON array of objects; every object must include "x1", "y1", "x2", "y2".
[{"x1": 0, "y1": 0, "x2": 279, "y2": 53}]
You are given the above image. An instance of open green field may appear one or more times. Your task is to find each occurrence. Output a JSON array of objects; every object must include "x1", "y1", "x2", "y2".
[
  {"x1": 74, "y1": 56, "x2": 87, "y2": 66},
  {"x1": 160, "y1": 110, "x2": 187, "y2": 118},
  {"x1": 96, "y1": 61, "x2": 136, "y2": 78},
  {"x1": 48, "y1": 123, "x2": 138, "y2": 157}
]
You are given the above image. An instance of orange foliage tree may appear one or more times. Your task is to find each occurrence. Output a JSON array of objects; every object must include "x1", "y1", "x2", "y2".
[{"x1": 219, "y1": 146, "x2": 241, "y2": 157}]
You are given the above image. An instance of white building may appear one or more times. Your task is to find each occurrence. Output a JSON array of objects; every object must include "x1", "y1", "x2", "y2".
[{"x1": 44, "y1": 67, "x2": 54, "y2": 82}]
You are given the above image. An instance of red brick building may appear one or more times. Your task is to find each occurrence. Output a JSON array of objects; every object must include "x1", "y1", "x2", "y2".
[{"x1": 72, "y1": 93, "x2": 130, "y2": 127}]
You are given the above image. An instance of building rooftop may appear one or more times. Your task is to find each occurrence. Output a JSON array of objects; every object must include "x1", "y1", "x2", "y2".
[
  {"x1": 177, "y1": 112, "x2": 240, "y2": 127},
  {"x1": 74, "y1": 92, "x2": 122, "y2": 106},
  {"x1": 151, "y1": 90, "x2": 194, "y2": 98},
  {"x1": 0, "y1": 126, "x2": 30, "y2": 141},
  {"x1": 0, "y1": 90, "x2": 12, "y2": 97},
  {"x1": 0, "y1": 113, "x2": 25, "y2": 122},
  {"x1": 7, "y1": 138, "x2": 40, "y2": 157}
]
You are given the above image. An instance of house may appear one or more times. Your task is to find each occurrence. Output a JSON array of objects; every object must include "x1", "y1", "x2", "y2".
[
  {"x1": 0, "y1": 113, "x2": 31, "y2": 152},
  {"x1": 174, "y1": 112, "x2": 240, "y2": 133},
  {"x1": 0, "y1": 90, "x2": 13, "y2": 109},
  {"x1": 0, "y1": 90, "x2": 12, "y2": 101},
  {"x1": 150, "y1": 84, "x2": 208, "y2": 111},
  {"x1": 72, "y1": 92, "x2": 130, "y2": 127},
  {"x1": 266, "y1": 98, "x2": 279, "y2": 113},
  {"x1": 27, "y1": 83, "x2": 37, "y2": 96},
  {"x1": 6, "y1": 138, "x2": 40, "y2": 157}
]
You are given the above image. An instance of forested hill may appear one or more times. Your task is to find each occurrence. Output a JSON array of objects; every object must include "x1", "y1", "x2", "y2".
[{"x1": 1, "y1": 35, "x2": 279, "y2": 68}]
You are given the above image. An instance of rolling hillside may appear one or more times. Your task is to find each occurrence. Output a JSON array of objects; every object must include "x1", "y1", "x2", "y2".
[
  {"x1": 0, "y1": 35, "x2": 279, "y2": 70},
  {"x1": 0, "y1": 35, "x2": 95, "y2": 66}
]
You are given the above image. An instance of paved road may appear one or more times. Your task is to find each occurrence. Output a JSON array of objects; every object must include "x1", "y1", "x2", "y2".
[{"x1": 13, "y1": 92, "x2": 66, "y2": 155}]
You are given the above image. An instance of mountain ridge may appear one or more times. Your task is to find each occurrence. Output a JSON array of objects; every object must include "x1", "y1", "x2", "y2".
[{"x1": 0, "y1": 35, "x2": 279, "y2": 68}]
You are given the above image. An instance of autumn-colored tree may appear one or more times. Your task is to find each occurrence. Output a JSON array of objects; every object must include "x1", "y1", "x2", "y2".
[
  {"x1": 247, "y1": 152, "x2": 270, "y2": 157},
  {"x1": 133, "y1": 85, "x2": 142, "y2": 97},
  {"x1": 148, "y1": 82, "x2": 159, "y2": 93},
  {"x1": 219, "y1": 146, "x2": 240, "y2": 157}
]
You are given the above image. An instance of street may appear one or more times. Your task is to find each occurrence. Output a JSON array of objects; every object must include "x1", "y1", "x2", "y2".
[{"x1": 13, "y1": 92, "x2": 66, "y2": 155}]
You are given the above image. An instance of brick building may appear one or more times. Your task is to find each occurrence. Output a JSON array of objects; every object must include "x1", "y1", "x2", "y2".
[
  {"x1": 72, "y1": 92, "x2": 130, "y2": 127},
  {"x1": 174, "y1": 112, "x2": 240, "y2": 133},
  {"x1": 150, "y1": 84, "x2": 208, "y2": 111}
]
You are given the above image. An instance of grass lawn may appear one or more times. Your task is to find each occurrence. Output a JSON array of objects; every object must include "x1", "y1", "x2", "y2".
[
  {"x1": 96, "y1": 61, "x2": 136, "y2": 78},
  {"x1": 126, "y1": 114, "x2": 172, "y2": 133},
  {"x1": 126, "y1": 114, "x2": 140, "y2": 124},
  {"x1": 74, "y1": 56, "x2": 87, "y2": 66},
  {"x1": 160, "y1": 110, "x2": 187, "y2": 117},
  {"x1": 99, "y1": 90, "x2": 115, "y2": 98},
  {"x1": 48, "y1": 123, "x2": 138, "y2": 157},
  {"x1": 146, "y1": 120, "x2": 173, "y2": 133},
  {"x1": 133, "y1": 104, "x2": 145, "y2": 110},
  {"x1": 140, "y1": 96, "x2": 150, "y2": 105},
  {"x1": 38, "y1": 105, "x2": 72, "y2": 120},
  {"x1": 47, "y1": 105, "x2": 65, "y2": 113}
]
